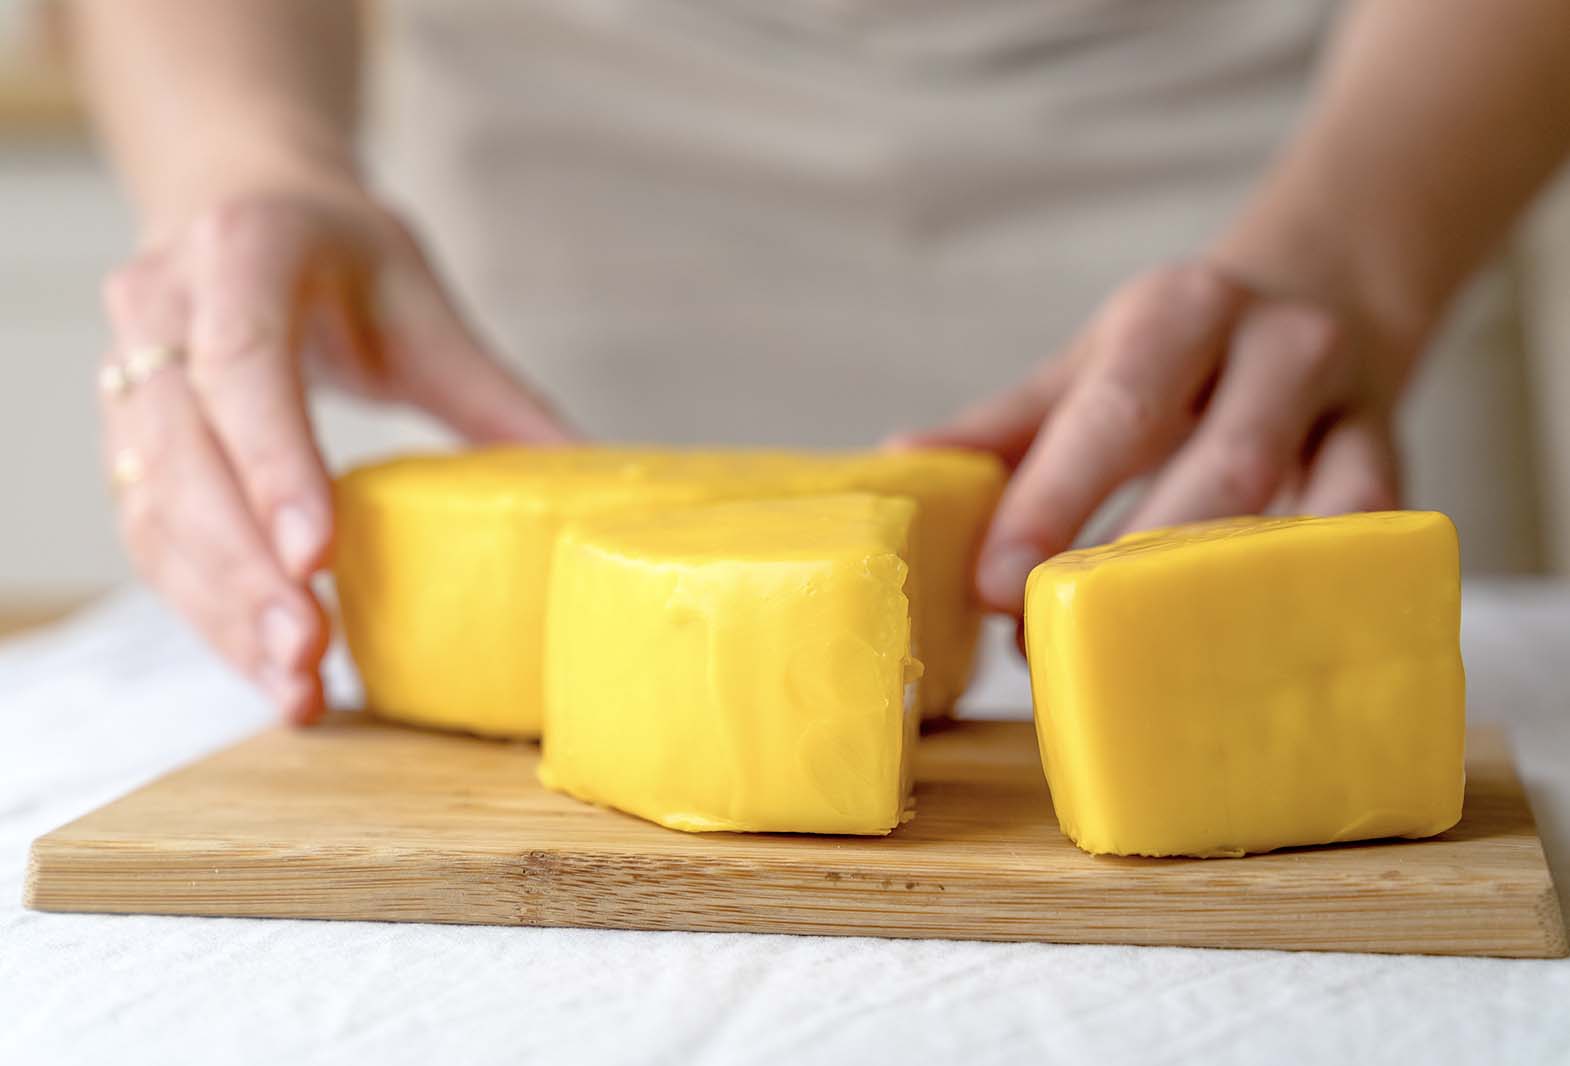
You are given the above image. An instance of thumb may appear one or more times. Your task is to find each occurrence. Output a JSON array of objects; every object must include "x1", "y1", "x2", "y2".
[
  {"x1": 382, "y1": 259, "x2": 576, "y2": 444},
  {"x1": 414, "y1": 328, "x2": 575, "y2": 445}
]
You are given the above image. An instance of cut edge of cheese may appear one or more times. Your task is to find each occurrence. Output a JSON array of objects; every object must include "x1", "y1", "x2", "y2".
[{"x1": 539, "y1": 492, "x2": 921, "y2": 836}]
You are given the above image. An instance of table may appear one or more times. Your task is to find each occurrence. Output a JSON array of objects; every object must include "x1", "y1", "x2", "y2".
[{"x1": 3, "y1": 584, "x2": 1567, "y2": 1065}]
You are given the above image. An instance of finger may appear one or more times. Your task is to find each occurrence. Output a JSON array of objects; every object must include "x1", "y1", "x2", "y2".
[
  {"x1": 185, "y1": 205, "x2": 335, "y2": 580},
  {"x1": 884, "y1": 352, "x2": 1079, "y2": 468},
  {"x1": 119, "y1": 492, "x2": 327, "y2": 724},
  {"x1": 1296, "y1": 412, "x2": 1402, "y2": 515},
  {"x1": 1120, "y1": 302, "x2": 1347, "y2": 532},
  {"x1": 105, "y1": 380, "x2": 329, "y2": 723},
  {"x1": 976, "y1": 264, "x2": 1245, "y2": 613},
  {"x1": 380, "y1": 248, "x2": 576, "y2": 444},
  {"x1": 101, "y1": 259, "x2": 327, "y2": 724}
]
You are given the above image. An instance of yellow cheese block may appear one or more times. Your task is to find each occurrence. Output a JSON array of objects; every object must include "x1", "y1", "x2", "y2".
[
  {"x1": 540, "y1": 494, "x2": 920, "y2": 834},
  {"x1": 334, "y1": 451, "x2": 689, "y2": 737},
  {"x1": 1024, "y1": 512, "x2": 1466, "y2": 858},
  {"x1": 538, "y1": 446, "x2": 1003, "y2": 714},
  {"x1": 334, "y1": 445, "x2": 1001, "y2": 737}
]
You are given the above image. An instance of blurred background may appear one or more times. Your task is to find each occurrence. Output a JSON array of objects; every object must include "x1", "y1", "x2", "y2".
[{"x1": 2, "y1": 0, "x2": 1568, "y2": 628}]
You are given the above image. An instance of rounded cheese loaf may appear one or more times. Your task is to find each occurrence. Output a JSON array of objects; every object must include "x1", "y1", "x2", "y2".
[
  {"x1": 539, "y1": 494, "x2": 920, "y2": 834},
  {"x1": 334, "y1": 446, "x2": 1002, "y2": 737}
]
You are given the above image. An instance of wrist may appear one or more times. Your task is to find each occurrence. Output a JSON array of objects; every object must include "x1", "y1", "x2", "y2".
[{"x1": 137, "y1": 111, "x2": 364, "y2": 244}]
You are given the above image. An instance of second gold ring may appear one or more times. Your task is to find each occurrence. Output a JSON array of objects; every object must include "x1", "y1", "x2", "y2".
[{"x1": 99, "y1": 343, "x2": 186, "y2": 399}]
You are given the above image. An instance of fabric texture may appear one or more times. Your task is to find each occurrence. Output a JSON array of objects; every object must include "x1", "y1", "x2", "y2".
[{"x1": 3, "y1": 584, "x2": 1568, "y2": 1065}]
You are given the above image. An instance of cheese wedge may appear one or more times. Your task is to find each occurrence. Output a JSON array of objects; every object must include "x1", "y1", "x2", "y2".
[
  {"x1": 334, "y1": 446, "x2": 1001, "y2": 737},
  {"x1": 540, "y1": 494, "x2": 920, "y2": 834},
  {"x1": 1024, "y1": 512, "x2": 1466, "y2": 858}
]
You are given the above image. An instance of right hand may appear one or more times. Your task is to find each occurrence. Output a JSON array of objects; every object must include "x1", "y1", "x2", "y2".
[
  {"x1": 99, "y1": 176, "x2": 573, "y2": 724},
  {"x1": 893, "y1": 262, "x2": 1415, "y2": 617}
]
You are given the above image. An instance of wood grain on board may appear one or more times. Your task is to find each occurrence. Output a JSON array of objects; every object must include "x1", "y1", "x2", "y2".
[{"x1": 25, "y1": 714, "x2": 1567, "y2": 958}]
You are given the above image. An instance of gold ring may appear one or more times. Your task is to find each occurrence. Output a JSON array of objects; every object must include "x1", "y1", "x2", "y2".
[
  {"x1": 109, "y1": 449, "x2": 147, "y2": 494},
  {"x1": 99, "y1": 343, "x2": 185, "y2": 399}
]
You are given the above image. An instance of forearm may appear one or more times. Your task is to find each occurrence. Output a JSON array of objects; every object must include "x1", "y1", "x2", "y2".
[
  {"x1": 67, "y1": 0, "x2": 363, "y2": 239},
  {"x1": 1213, "y1": 0, "x2": 1570, "y2": 364}
]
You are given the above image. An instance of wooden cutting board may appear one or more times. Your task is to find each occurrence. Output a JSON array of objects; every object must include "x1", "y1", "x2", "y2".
[{"x1": 25, "y1": 714, "x2": 1567, "y2": 958}]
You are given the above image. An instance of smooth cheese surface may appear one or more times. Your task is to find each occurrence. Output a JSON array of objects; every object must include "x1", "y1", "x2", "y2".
[
  {"x1": 540, "y1": 494, "x2": 920, "y2": 835},
  {"x1": 333, "y1": 450, "x2": 721, "y2": 737},
  {"x1": 1024, "y1": 511, "x2": 1466, "y2": 858},
  {"x1": 334, "y1": 445, "x2": 1000, "y2": 737},
  {"x1": 554, "y1": 446, "x2": 1002, "y2": 714}
]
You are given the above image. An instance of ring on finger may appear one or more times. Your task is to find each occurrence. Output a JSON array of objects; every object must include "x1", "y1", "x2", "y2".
[
  {"x1": 100, "y1": 343, "x2": 187, "y2": 399},
  {"x1": 109, "y1": 448, "x2": 147, "y2": 495}
]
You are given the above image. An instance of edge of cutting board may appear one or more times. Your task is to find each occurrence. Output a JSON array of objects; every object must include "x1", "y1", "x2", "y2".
[{"x1": 23, "y1": 716, "x2": 1569, "y2": 958}]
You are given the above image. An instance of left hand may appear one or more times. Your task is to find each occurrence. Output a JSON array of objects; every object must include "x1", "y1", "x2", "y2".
[
  {"x1": 893, "y1": 261, "x2": 1418, "y2": 616},
  {"x1": 98, "y1": 181, "x2": 573, "y2": 724}
]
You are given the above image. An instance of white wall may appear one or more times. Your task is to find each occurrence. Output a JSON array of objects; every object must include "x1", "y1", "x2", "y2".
[{"x1": 0, "y1": 144, "x2": 127, "y2": 594}]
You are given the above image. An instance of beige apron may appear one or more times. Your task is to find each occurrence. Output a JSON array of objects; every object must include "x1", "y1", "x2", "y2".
[{"x1": 369, "y1": 0, "x2": 1552, "y2": 572}]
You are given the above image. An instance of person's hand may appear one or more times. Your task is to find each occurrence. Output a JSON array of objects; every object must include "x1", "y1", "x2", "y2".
[
  {"x1": 98, "y1": 176, "x2": 572, "y2": 723},
  {"x1": 894, "y1": 262, "x2": 1420, "y2": 616}
]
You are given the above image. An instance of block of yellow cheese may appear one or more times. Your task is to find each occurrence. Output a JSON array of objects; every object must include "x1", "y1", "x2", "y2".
[
  {"x1": 334, "y1": 446, "x2": 1001, "y2": 737},
  {"x1": 334, "y1": 450, "x2": 728, "y2": 737},
  {"x1": 540, "y1": 494, "x2": 920, "y2": 834},
  {"x1": 550, "y1": 446, "x2": 1003, "y2": 715},
  {"x1": 1024, "y1": 512, "x2": 1466, "y2": 858}
]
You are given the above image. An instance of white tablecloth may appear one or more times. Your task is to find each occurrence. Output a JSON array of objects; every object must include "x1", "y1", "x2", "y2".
[{"x1": 3, "y1": 584, "x2": 1568, "y2": 1065}]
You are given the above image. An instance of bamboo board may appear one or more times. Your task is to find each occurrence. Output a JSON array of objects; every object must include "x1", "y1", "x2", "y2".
[{"x1": 24, "y1": 714, "x2": 1567, "y2": 958}]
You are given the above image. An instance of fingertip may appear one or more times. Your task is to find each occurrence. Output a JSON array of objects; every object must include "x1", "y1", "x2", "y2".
[
  {"x1": 452, "y1": 397, "x2": 580, "y2": 447},
  {"x1": 272, "y1": 500, "x2": 333, "y2": 580},
  {"x1": 530, "y1": 416, "x2": 583, "y2": 446},
  {"x1": 881, "y1": 431, "x2": 931, "y2": 452},
  {"x1": 264, "y1": 666, "x2": 325, "y2": 726},
  {"x1": 1297, "y1": 415, "x2": 1402, "y2": 517},
  {"x1": 399, "y1": 324, "x2": 579, "y2": 446},
  {"x1": 302, "y1": 588, "x2": 332, "y2": 664},
  {"x1": 294, "y1": 678, "x2": 328, "y2": 726},
  {"x1": 884, "y1": 424, "x2": 1000, "y2": 456},
  {"x1": 976, "y1": 544, "x2": 1043, "y2": 616},
  {"x1": 258, "y1": 583, "x2": 330, "y2": 675},
  {"x1": 285, "y1": 681, "x2": 326, "y2": 727},
  {"x1": 485, "y1": 392, "x2": 579, "y2": 444}
]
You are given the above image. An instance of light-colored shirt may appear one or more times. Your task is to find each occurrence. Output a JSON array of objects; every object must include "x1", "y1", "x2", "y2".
[{"x1": 362, "y1": 0, "x2": 1549, "y2": 571}]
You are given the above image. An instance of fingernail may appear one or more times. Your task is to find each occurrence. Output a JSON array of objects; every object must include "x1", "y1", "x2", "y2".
[
  {"x1": 272, "y1": 504, "x2": 322, "y2": 577},
  {"x1": 281, "y1": 673, "x2": 324, "y2": 726},
  {"x1": 257, "y1": 664, "x2": 322, "y2": 725},
  {"x1": 261, "y1": 604, "x2": 307, "y2": 670},
  {"x1": 978, "y1": 545, "x2": 1044, "y2": 612}
]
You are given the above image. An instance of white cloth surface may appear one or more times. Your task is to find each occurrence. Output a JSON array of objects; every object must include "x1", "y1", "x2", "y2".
[{"x1": 2, "y1": 584, "x2": 1568, "y2": 1065}]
